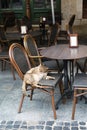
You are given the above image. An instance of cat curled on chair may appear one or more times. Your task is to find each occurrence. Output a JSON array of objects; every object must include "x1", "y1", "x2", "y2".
[{"x1": 22, "y1": 64, "x2": 55, "y2": 96}]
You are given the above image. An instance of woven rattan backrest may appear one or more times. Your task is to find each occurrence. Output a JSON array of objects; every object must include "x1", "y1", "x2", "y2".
[
  {"x1": 68, "y1": 14, "x2": 76, "y2": 34},
  {"x1": 9, "y1": 43, "x2": 31, "y2": 80},
  {"x1": 48, "y1": 23, "x2": 59, "y2": 46},
  {"x1": 22, "y1": 16, "x2": 32, "y2": 32},
  {"x1": 69, "y1": 14, "x2": 75, "y2": 27},
  {"x1": 24, "y1": 34, "x2": 41, "y2": 67}
]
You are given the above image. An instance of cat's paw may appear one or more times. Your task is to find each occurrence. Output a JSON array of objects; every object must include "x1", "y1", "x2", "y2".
[{"x1": 46, "y1": 76, "x2": 55, "y2": 80}]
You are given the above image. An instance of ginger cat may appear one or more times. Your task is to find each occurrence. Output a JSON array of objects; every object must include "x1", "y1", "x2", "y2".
[{"x1": 22, "y1": 64, "x2": 55, "y2": 96}]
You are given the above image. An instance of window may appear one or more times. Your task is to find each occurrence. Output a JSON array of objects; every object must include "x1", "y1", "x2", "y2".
[
  {"x1": 12, "y1": 0, "x2": 22, "y2": 8},
  {"x1": 0, "y1": 0, "x2": 22, "y2": 9},
  {"x1": 33, "y1": 0, "x2": 57, "y2": 9},
  {"x1": 34, "y1": 0, "x2": 44, "y2": 8},
  {"x1": 83, "y1": 0, "x2": 87, "y2": 18},
  {"x1": 0, "y1": 0, "x2": 10, "y2": 8},
  {"x1": 45, "y1": 0, "x2": 56, "y2": 9}
]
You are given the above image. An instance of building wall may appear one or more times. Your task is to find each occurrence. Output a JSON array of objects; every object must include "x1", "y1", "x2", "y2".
[{"x1": 61, "y1": 0, "x2": 87, "y2": 29}]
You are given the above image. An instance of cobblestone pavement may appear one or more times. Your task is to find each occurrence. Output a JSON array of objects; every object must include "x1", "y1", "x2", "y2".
[{"x1": 0, "y1": 120, "x2": 87, "y2": 130}]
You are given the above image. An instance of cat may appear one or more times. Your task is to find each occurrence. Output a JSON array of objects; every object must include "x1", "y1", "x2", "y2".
[{"x1": 22, "y1": 64, "x2": 55, "y2": 96}]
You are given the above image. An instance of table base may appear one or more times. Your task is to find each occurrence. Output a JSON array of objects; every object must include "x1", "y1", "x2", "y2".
[{"x1": 55, "y1": 60, "x2": 74, "y2": 109}]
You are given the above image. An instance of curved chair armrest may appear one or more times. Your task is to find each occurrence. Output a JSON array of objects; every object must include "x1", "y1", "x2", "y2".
[
  {"x1": 29, "y1": 55, "x2": 44, "y2": 59},
  {"x1": 38, "y1": 47, "x2": 46, "y2": 53}
]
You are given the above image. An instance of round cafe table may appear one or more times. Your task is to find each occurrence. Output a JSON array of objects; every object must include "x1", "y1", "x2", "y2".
[
  {"x1": 40, "y1": 44, "x2": 87, "y2": 108},
  {"x1": 40, "y1": 44, "x2": 87, "y2": 60}
]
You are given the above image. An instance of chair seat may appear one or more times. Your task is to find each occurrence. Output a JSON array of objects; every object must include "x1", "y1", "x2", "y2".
[
  {"x1": 38, "y1": 73, "x2": 63, "y2": 87},
  {"x1": 73, "y1": 73, "x2": 87, "y2": 88},
  {"x1": 43, "y1": 60, "x2": 64, "y2": 72}
]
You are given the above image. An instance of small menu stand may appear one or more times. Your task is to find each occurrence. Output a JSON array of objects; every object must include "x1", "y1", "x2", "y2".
[{"x1": 69, "y1": 34, "x2": 78, "y2": 48}]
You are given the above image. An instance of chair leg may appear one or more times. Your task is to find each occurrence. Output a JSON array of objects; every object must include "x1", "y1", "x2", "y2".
[
  {"x1": 51, "y1": 90, "x2": 57, "y2": 119},
  {"x1": 59, "y1": 81, "x2": 66, "y2": 104},
  {"x1": 0, "y1": 59, "x2": 16, "y2": 80},
  {"x1": 77, "y1": 68, "x2": 79, "y2": 73},
  {"x1": 0, "y1": 60, "x2": 6, "y2": 71},
  {"x1": 1, "y1": 60, "x2": 6, "y2": 71},
  {"x1": 10, "y1": 64, "x2": 16, "y2": 80},
  {"x1": 59, "y1": 81, "x2": 64, "y2": 95},
  {"x1": 72, "y1": 89, "x2": 77, "y2": 120},
  {"x1": 30, "y1": 89, "x2": 34, "y2": 100},
  {"x1": 18, "y1": 94, "x2": 25, "y2": 113},
  {"x1": 1, "y1": 60, "x2": 3, "y2": 71}
]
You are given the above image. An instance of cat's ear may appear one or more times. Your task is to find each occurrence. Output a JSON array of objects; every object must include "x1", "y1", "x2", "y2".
[{"x1": 39, "y1": 63, "x2": 43, "y2": 67}]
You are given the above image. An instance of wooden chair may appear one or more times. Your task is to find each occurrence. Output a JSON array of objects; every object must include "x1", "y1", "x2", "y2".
[
  {"x1": 21, "y1": 15, "x2": 33, "y2": 32},
  {"x1": 72, "y1": 73, "x2": 87, "y2": 120},
  {"x1": 3, "y1": 11, "x2": 20, "y2": 33},
  {"x1": 3, "y1": 11, "x2": 16, "y2": 31},
  {"x1": 48, "y1": 22, "x2": 60, "y2": 46},
  {"x1": 0, "y1": 26, "x2": 15, "y2": 80},
  {"x1": 9, "y1": 43, "x2": 63, "y2": 119},
  {"x1": 75, "y1": 58, "x2": 87, "y2": 107},
  {"x1": 24, "y1": 34, "x2": 64, "y2": 73},
  {"x1": 76, "y1": 58, "x2": 87, "y2": 73},
  {"x1": 58, "y1": 14, "x2": 76, "y2": 39}
]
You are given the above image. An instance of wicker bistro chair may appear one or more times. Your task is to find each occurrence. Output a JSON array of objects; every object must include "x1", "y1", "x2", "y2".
[
  {"x1": 3, "y1": 11, "x2": 21, "y2": 33},
  {"x1": 9, "y1": 43, "x2": 63, "y2": 119},
  {"x1": 47, "y1": 22, "x2": 60, "y2": 46},
  {"x1": 76, "y1": 58, "x2": 87, "y2": 73},
  {"x1": 72, "y1": 73, "x2": 87, "y2": 120},
  {"x1": 58, "y1": 14, "x2": 76, "y2": 40},
  {"x1": 21, "y1": 15, "x2": 33, "y2": 33},
  {"x1": 24, "y1": 34, "x2": 64, "y2": 73},
  {"x1": 0, "y1": 26, "x2": 15, "y2": 79}
]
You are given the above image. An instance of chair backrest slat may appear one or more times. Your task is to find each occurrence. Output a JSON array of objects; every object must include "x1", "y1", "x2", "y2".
[
  {"x1": 68, "y1": 14, "x2": 76, "y2": 34},
  {"x1": 48, "y1": 23, "x2": 59, "y2": 46}
]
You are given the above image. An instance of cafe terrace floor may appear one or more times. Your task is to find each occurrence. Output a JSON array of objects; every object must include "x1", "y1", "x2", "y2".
[{"x1": 0, "y1": 38, "x2": 87, "y2": 129}]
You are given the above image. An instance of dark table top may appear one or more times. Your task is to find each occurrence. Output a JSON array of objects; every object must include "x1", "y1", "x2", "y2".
[
  {"x1": 29, "y1": 30, "x2": 42, "y2": 38},
  {"x1": 6, "y1": 30, "x2": 42, "y2": 40},
  {"x1": 40, "y1": 44, "x2": 87, "y2": 60},
  {"x1": 6, "y1": 31, "x2": 21, "y2": 40}
]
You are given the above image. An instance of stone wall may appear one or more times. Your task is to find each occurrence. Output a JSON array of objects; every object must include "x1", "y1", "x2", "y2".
[{"x1": 61, "y1": 0, "x2": 87, "y2": 30}]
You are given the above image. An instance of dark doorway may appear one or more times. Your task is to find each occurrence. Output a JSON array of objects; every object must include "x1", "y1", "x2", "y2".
[
  {"x1": 83, "y1": 0, "x2": 87, "y2": 18},
  {"x1": 0, "y1": 0, "x2": 10, "y2": 8}
]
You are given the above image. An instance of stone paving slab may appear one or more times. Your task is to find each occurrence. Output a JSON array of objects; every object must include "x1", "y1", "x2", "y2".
[
  {"x1": 0, "y1": 120, "x2": 87, "y2": 130},
  {"x1": 0, "y1": 68, "x2": 87, "y2": 128}
]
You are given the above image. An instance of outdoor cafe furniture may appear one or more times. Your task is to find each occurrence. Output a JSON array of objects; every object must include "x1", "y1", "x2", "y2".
[
  {"x1": 21, "y1": 15, "x2": 33, "y2": 32},
  {"x1": 0, "y1": 26, "x2": 15, "y2": 80},
  {"x1": 6, "y1": 30, "x2": 42, "y2": 42},
  {"x1": 76, "y1": 58, "x2": 87, "y2": 73},
  {"x1": 23, "y1": 34, "x2": 64, "y2": 73},
  {"x1": 9, "y1": 43, "x2": 63, "y2": 119},
  {"x1": 40, "y1": 44, "x2": 87, "y2": 109},
  {"x1": 47, "y1": 22, "x2": 60, "y2": 46},
  {"x1": 58, "y1": 14, "x2": 76, "y2": 40},
  {"x1": 72, "y1": 73, "x2": 87, "y2": 120},
  {"x1": 5, "y1": 31, "x2": 21, "y2": 41}
]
